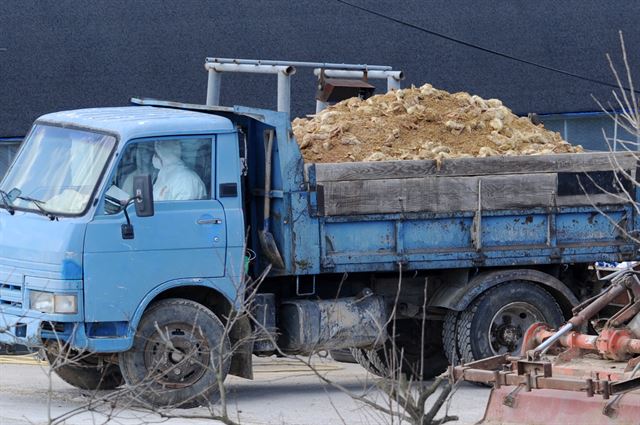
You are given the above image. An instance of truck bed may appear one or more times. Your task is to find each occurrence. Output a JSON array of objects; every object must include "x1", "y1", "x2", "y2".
[{"x1": 287, "y1": 152, "x2": 639, "y2": 274}]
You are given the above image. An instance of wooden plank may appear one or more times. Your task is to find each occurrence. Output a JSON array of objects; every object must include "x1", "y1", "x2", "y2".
[
  {"x1": 321, "y1": 176, "x2": 479, "y2": 216},
  {"x1": 481, "y1": 174, "x2": 556, "y2": 210},
  {"x1": 313, "y1": 152, "x2": 637, "y2": 182},
  {"x1": 319, "y1": 164, "x2": 637, "y2": 216},
  {"x1": 321, "y1": 173, "x2": 561, "y2": 216}
]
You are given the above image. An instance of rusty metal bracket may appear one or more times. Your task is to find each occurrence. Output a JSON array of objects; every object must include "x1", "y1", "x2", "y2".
[
  {"x1": 624, "y1": 355, "x2": 640, "y2": 372},
  {"x1": 503, "y1": 384, "x2": 525, "y2": 407},
  {"x1": 515, "y1": 359, "x2": 552, "y2": 378},
  {"x1": 610, "y1": 376, "x2": 640, "y2": 395},
  {"x1": 465, "y1": 354, "x2": 510, "y2": 370},
  {"x1": 608, "y1": 300, "x2": 640, "y2": 327},
  {"x1": 451, "y1": 354, "x2": 639, "y2": 401}
]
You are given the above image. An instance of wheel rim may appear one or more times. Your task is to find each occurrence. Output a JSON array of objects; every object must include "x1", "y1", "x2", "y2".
[
  {"x1": 488, "y1": 302, "x2": 545, "y2": 355},
  {"x1": 143, "y1": 322, "x2": 211, "y2": 388}
]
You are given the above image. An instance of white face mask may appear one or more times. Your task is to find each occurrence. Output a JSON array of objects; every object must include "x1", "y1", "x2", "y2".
[{"x1": 152, "y1": 154, "x2": 162, "y2": 170}]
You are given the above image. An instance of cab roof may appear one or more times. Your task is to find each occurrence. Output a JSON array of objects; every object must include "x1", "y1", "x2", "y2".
[{"x1": 36, "y1": 106, "x2": 234, "y2": 140}]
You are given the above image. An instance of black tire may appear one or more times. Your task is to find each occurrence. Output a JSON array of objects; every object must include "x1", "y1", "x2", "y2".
[
  {"x1": 350, "y1": 348, "x2": 387, "y2": 376},
  {"x1": 456, "y1": 281, "x2": 564, "y2": 363},
  {"x1": 329, "y1": 349, "x2": 357, "y2": 363},
  {"x1": 45, "y1": 347, "x2": 123, "y2": 390},
  {"x1": 119, "y1": 298, "x2": 231, "y2": 408},
  {"x1": 351, "y1": 319, "x2": 448, "y2": 380},
  {"x1": 0, "y1": 344, "x2": 33, "y2": 356},
  {"x1": 442, "y1": 311, "x2": 460, "y2": 365}
]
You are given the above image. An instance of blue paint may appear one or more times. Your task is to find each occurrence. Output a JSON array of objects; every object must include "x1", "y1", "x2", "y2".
[
  {"x1": 0, "y1": 104, "x2": 638, "y2": 354},
  {"x1": 85, "y1": 321, "x2": 128, "y2": 338},
  {"x1": 61, "y1": 259, "x2": 83, "y2": 280}
]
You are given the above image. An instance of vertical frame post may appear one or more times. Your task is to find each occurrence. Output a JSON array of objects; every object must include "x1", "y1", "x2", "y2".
[
  {"x1": 206, "y1": 69, "x2": 222, "y2": 106},
  {"x1": 277, "y1": 72, "x2": 292, "y2": 114}
]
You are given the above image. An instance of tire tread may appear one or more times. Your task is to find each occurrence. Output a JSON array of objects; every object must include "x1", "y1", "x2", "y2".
[
  {"x1": 455, "y1": 281, "x2": 563, "y2": 363},
  {"x1": 442, "y1": 311, "x2": 460, "y2": 365}
]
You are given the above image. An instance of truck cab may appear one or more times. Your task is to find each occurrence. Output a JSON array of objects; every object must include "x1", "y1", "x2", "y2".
[
  {"x1": 0, "y1": 105, "x2": 248, "y2": 345},
  {"x1": 0, "y1": 106, "x2": 251, "y2": 401}
]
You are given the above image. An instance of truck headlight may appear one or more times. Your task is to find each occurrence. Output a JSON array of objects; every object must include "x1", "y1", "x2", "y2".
[{"x1": 29, "y1": 291, "x2": 78, "y2": 314}]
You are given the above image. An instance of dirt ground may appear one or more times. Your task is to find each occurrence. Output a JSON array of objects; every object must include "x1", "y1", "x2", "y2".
[
  {"x1": 0, "y1": 354, "x2": 490, "y2": 425},
  {"x1": 292, "y1": 84, "x2": 583, "y2": 164}
]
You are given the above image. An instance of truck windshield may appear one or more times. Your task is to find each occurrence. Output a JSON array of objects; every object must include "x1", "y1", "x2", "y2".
[{"x1": 0, "y1": 124, "x2": 116, "y2": 216}]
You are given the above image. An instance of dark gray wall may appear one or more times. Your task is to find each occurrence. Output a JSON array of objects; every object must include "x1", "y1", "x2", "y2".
[
  {"x1": 0, "y1": 141, "x2": 20, "y2": 177},
  {"x1": 1, "y1": 1, "x2": 639, "y2": 137}
]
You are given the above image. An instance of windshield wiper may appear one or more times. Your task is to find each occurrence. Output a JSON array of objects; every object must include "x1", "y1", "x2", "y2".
[
  {"x1": 0, "y1": 190, "x2": 15, "y2": 215},
  {"x1": 16, "y1": 195, "x2": 58, "y2": 221}
]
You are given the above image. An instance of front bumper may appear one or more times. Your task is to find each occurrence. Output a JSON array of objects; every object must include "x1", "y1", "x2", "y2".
[
  {"x1": 0, "y1": 305, "x2": 85, "y2": 347},
  {"x1": 0, "y1": 310, "x2": 132, "y2": 352}
]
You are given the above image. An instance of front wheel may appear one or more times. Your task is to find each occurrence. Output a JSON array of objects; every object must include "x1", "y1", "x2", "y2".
[
  {"x1": 119, "y1": 298, "x2": 231, "y2": 408},
  {"x1": 45, "y1": 344, "x2": 123, "y2": 390}
]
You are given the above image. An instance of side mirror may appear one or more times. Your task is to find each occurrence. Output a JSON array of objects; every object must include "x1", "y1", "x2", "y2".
[
  {"x1": 7, "y1": 188, "x2": 21, "y2": 203},
  {"x1": 133, "y1": 175, "x2": 154, "y2": 217}
]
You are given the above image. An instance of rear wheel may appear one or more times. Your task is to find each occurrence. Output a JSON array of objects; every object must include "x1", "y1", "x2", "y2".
[
  {"x1": 455, "y1": 281, "x2": 564, "y2": 363},
  {"x1": 45, "y1": 345, "x2": 123, "y2": 390},
  {"x1": 351, "y1": 319, "x2": 448, "y2": 380},
  {"x1": 350, "y1": 348, "x2": 388, "y2": 376},
  {"x1": 329, "y1": 349, "x2": 357, "y2": 363},
  {"x1": 119, "y1": 298, "x2": 231, "y2": 408},
  {"x1": 442, "y1": 311, "x2": 460, "y2": 365}
]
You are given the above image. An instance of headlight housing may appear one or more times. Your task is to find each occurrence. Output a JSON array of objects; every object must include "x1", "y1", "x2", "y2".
[{"x1": 29, "y1": 291, "x2": 78, "y2": 314}]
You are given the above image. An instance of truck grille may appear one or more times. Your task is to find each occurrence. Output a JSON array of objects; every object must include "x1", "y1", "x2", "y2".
[{"x1": 0, "y1": 268, "x2": 24, "y2": 310}]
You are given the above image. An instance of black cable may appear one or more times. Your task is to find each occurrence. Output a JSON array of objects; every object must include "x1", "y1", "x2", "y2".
[{"x1": 334, "y1": 0, "x2": 639, "y2": 93}]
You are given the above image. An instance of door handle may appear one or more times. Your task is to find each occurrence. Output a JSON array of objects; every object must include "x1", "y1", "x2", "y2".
[{"x1": 197, "y1": 218, "x2": 223, "y2": 225}]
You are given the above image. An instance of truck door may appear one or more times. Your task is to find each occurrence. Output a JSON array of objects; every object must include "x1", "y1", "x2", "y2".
[{"x1": 83, "y1": 136, "x2": 227, "y2": 324}]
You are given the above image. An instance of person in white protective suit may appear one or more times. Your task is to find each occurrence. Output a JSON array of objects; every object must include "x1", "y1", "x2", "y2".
[
  {"x1": 121, "y1": 143, "x2": 156, "y2": 196},
  {"x1": 152, "y1": 140, "x2": 206, "y2": 201}
]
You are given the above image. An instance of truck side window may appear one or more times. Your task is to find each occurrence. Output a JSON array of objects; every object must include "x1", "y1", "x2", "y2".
[
  {"x1": 151, "y1": 139, "x2": 211, "y2": 202},
  {"x1": 120, "y1": 142, "x2": 156, "y2": 197},
  {"x1": 105, "y1": 138, "x2": 212, "y2": 213},
  {"x1": 104, "y1": 141, "x2": 157, "y2": 214}
]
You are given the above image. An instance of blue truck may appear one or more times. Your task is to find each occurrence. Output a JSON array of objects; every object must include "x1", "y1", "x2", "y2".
[{"x1": 0, "y1": 71, "x2": 638, "y2": 407}]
